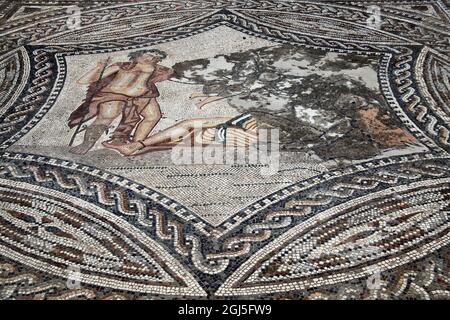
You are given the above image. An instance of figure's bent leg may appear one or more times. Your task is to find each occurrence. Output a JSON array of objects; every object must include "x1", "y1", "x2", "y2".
[
  {"x1": 144, "y1": 117, "x2": 230, "y2": 146},
  {"x1": 106, "y1": 106, "x2": 140, "y2": 146},
  {"x1": 133, "y1": 98, "x2": 162, "y2": 141},
  {"x1": 70, "y1": 101, "x2": 123, "y2": 155},
  {"x1": 107, "y1": 117, "x2": 230, "y2": 156}
]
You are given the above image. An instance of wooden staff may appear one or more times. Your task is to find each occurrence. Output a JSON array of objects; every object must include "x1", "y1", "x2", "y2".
[{"x1": 68, "y1": 57, "x2": 111, "y2": 147}]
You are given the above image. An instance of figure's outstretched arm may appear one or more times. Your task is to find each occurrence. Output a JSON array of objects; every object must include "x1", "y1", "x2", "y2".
[
  {"x1": 151, "y1": 65, "x2": 176, "y2": 83},
  {"x1": 76, "y1": 61, "x2": 120, "y2": 84}
]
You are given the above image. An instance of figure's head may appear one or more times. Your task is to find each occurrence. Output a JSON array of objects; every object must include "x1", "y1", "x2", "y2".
[{"x1": 128, "y1": 49, "x2": 167, "y2": 64}]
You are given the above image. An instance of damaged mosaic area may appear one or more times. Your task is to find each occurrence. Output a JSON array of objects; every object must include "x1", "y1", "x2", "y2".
[
  {"x1": 172, "y1": 41, "x2": 423, "y2": 159},
  {"x1": 0, "y1": 0, "x2": 449, "y2": 300}
]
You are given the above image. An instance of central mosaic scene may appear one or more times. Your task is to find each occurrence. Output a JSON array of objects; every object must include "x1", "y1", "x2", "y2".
[
  {"x1": 0, "y1": 0, "x2": 449, "y2": 301},
  {"x1": 9, "y1": 27, "x2": 426, "y2": 226}
]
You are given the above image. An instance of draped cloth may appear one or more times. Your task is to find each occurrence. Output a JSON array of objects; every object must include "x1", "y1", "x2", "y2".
[{"x1": 68, "y1": 62, "x2": 172, "y2": 140}]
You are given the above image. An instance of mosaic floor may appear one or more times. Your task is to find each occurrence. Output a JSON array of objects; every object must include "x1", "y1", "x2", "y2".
[{"x1": 0, "y1": 0, "x2": 449, "y2": 300}]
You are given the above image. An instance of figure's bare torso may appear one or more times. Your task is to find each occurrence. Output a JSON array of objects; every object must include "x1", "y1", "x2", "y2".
[{"x1": 104, "y1": 64, "x2": 156, "y2": 97}]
